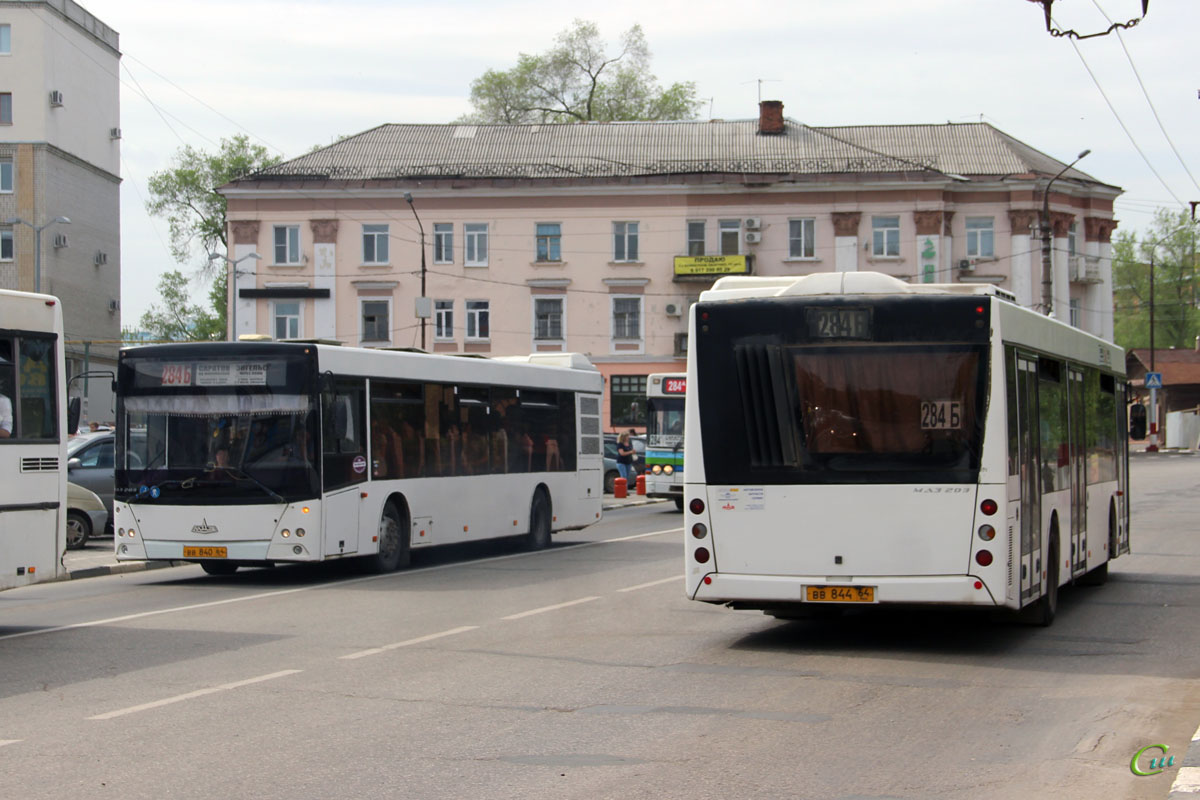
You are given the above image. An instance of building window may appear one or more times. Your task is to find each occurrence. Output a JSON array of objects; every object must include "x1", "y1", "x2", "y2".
[
  {"x1": 434, "y1": 299, "x2": 454, "y2": 341},
  {"x1": 613, "y1": 222, "x2": 639, "y2": 262},
  {"x1": 611, "y1": 374, "x2": 647, "y2": 426},
  {"x1": 1068, "y1": 221, "x2": 1078, "y2": 256},
  {"x1": 0, "y1": 93, "x2": 12, "y2": 125},
  {"x1": 534, "y1": 297, "x2": 564, "y2": 341},
  {"x1": 1069, "y1": 298, "x2": 1081, "y2": 328},
  {"x1": 965, "y1": 217, "x2": 994, "y2": 258},
  {"x1": 687, "y1": 221, "x2": 706, "y2": 256},
  {"x1": 464, "y1": 223, "x2": 488, "y2": 266},
  {"x1": 0, "y1": 24, "x2": 10, "y2": 55},
  {"x1": 466, "y1": 300, "x2": 489, "y2": 341},
  {"x1": 872, "y1": 216, "x2": 900, "y2": 257},
  {"x1": 433, "y1": 223, "x2": 453, "y2": 264},
  {"x1": 0, "y1": 159, "x2": 11, "y2": 193},
  {"x1": 361, "y1": 300, "x2": 390, "y2": 343},
  {"x1": 272, "y1": 301, "x2": 300, "y2": 339},
  {"x1": 1, "y1": 229, "x2": 12, "y2": 261},
  {"x1": 788, "y1": 218, "x2": 815, "y2": 258},
  {"x1": 612, "y1": 297, "x2": 641, "y2": 341},
  {"x1": 273, "y1": 225, "x2": 301, "y2": 264},
  {"x1": 362, "y1": 224, "x2": 389, "y2": 264},
  {"x1": 536, "y1": 223, "x2": 561, "y2": 262},
  {"x1": 719, "y1": 220, "x2": 741, "y2": 255}
]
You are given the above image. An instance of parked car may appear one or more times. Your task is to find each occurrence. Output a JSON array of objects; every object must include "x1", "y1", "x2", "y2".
[
  {"x1": 602, "y1": 433, "x2": 645, "y2": 493},
  {"x1": 66, "y1": 481, "x2": 108, "y2": 549},
  {"x1": 66, "y1": 431, "x2": 116, "y2": 532}
]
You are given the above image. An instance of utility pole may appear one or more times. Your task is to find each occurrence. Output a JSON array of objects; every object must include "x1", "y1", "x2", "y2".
[
  {"x1": 404, "y1": 192, "x2": 428, "y2": 349},
  {"x1": 1040, "y1": 150, "x2": 1090, "y2": 316}
]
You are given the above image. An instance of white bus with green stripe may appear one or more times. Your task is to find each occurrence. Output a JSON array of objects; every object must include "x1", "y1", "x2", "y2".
[{"x1": 645, "y1": 373, "x2": 686, "y2": 510}]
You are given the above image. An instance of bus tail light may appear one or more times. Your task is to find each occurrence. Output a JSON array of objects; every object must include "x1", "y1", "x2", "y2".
[
  {"x1": 689, "y1": 498, "x2": 705, "y2": 514},
  {"x1": 691, "y1": 523, "x2": 708, "y2": 539},
  {"x1": 975, "y1": 549, "x2": 993, "y2": 567},
  {"x1": 980, "y1": 499, "x2": 998, "y2": 516},
  {"x1": 694, "y1": 547, "x2": 710, "y2": 564},
  {"x1": 977, "y1": 525, "x2": 995, "y2": 541}
]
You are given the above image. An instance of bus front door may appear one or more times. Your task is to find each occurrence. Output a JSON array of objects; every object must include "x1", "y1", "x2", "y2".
[
  {"x1": 1016, "y1": 354, "x2": 1041, "y2": 604},
  {"x1": 1068, "y1": 367, "x2": 1087, "y2": 578}
]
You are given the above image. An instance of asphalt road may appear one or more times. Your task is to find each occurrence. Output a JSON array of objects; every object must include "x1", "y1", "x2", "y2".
[{"x1": 2, "y1": 458, "x2": 1198, "y2": 800}]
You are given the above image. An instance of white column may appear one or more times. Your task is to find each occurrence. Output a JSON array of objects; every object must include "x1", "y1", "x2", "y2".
[
  {"x1": 1010, "y1": 233, "x2": 1033, "y2": 308},
  {"x1": 232, "y1": 243, "x2": 257, "y2": 339},
  {"x1": 314, "y1": 242, "x2": 336, "y2": 339}
]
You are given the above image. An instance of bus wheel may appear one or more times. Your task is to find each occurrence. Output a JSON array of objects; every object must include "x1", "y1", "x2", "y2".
[
  {"x1": 526, "y1": 491, "x2": 552, "y2": 551},
  {"x1": 1025, "y1": 542, "x2": 1059, "y2": 627},
  {"x1": 674, "y1": 496, "x2": 684, "y2": 511},
  {"x1": 201, "y1": 562, "x2": 238, "y2": 576},
  {"x1": 66, "y1": 511, "x2": 91, "y2": 550},
  {"x1": 368, "y1": 502, "x2": 410, "y2": 573}
]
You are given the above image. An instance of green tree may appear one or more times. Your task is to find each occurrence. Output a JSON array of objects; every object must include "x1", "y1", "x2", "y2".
[
  {"x1": 1113, "y1": 208, "x2": 1200, "y2": 351},
  {"x1": 461, "y1": 20, "x2": 700, "y2": 124},
  {"x1": 138, "y1": 270, "x2": 223, "y2": 342},
  {"x1": 145, "y1": 135, "x2": 281, "y2": 337}
]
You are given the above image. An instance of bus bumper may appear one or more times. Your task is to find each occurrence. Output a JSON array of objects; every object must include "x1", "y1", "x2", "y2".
[{"x1": 689, "y1": 572, "x2": 1003, "y2": 608}]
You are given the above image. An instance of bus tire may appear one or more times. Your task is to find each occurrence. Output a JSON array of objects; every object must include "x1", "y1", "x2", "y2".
[
  {"x1": 65, "y1": 511, "x2": 91, "y2": 550},
  {"x1": 526, "y1": 490, "x2": 552, "y2": 551},
  {"x1": 1027, "y1": 539, "x2": 1059, "y2": 627},
  {"x1": 604, "y1": 470, "x2": 619, "y2": 494},
  {"x1": 201, "y1": 562, "x2": 239, "y2": 576},
  {"x1": 367, "y1": 501, "x2": 409, "y2": 573},
  {"x1": 674, "y1": 496, "x2": 684, "y2": 511}
]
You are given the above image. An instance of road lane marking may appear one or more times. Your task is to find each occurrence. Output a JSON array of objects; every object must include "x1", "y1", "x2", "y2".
[
  {"x1": 1, "y1": 527, "x2": 682, "y2": 644},
  {"x1": 88, "y1": 669, "x2": 302, "y2": 720},
  {"x1": 0, "y1": 740, "x2": 21, "y2": 748},
  {"x1": 502, "y1": 596, "x2": 600, "y2": 620},
  {"x1": 617, "y1": 576, "x2": 679, "y2": 593},
  {"x1": 339, "y1": 625, "x2": 479, "y2": 660}
]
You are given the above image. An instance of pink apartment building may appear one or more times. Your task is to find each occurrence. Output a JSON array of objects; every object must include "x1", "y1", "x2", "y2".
[{"x1": 219, "y1": 102, "x2": 1120, "y2": 432}]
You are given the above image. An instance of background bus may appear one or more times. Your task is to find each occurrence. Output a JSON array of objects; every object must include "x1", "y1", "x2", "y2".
[
  {"x1": 684, "y1": 272, "x2": 1128, "y2": 626},
  {"x1": 0, "y1": 289, "x2": 70, "y2": 591},
  {"x1": 113, "y1": 342, "x2": 604, "y2": 575},
  {"x1": 644, "y1": 373, "x2": 685, "y2": 509}
]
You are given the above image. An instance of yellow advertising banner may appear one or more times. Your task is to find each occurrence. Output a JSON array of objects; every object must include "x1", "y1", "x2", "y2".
[{"x1": 673, "y1": 255, "x2": 750, "y2": 276}]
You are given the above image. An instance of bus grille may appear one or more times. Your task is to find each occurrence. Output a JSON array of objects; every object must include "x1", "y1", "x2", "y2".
[
  {"x1": 21, "y1": 457, "x2": 60, "y2": 473},
  {"x1": 733, "y1": 343, "x2": 800, "y2": 468}
]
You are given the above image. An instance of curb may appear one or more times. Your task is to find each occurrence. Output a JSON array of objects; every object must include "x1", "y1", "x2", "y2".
[
  {"x1": 1168, "y1": 722, "x2": 1200, "y2": 798},
  {"x1": 62, "y1": 559, "x2": 183, "y2": 581},
  {"x1": 602, "y1": 497, "x2": 671, "y2": 510}
]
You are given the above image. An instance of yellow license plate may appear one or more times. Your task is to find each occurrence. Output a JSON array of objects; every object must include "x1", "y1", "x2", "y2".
[
  {"x1": 183, "y1": 546, "x2": 227, "y2": 559},
  {"x1": 806, "y1": 585, "x2": 875, "y2": 603}
]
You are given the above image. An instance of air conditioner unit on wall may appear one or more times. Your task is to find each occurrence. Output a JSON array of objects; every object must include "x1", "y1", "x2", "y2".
[
  {"x1": 744, "y1": 217, "x2": 762, "y2": 230},
  {"x1": 745, "y1": 231, "x2": 762, "y2": 244},
  {"x1": 958, "y1": 258, "x2": 975, "y2": 271},
  {"x1": 52, "y1": 233, "x2": 69, "y2": 249},
  {"x1": 49, "y1": 90, "x2": 63, "y2": 107},
  {"x1": 664, "y1": 303, "x2": 682, "y2": 317}
]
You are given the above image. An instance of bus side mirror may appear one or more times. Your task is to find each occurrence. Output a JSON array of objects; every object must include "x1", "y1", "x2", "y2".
[
  {"x1": 67, "y1": 396, "x2": 81, "y2": 435},
  {"x1": 1129, "y1": 404, "x2": 1147, "y2": 440}
]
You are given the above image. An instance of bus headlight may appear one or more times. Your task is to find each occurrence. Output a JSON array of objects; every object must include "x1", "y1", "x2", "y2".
[
  {"x1": 663, "y1": 465, "x2": 674, "y2": 475},
  {"x1": 651, "y1": 464, "x2": 662, "y2": 474}
]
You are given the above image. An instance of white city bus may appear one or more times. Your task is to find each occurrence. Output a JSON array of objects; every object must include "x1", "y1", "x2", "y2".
[
  {"x1": 644, "y1": 373, "x2": 686, "y2": 509},
  {"x1": 0, "y1": 289, "x2": 69, "y2": 591},
  {"x1": 113, "y1": 342, "x2": 604, "y2": 575},
  {"x1": 685, "y1": 272, "x2": 1129, "y2": 625}
]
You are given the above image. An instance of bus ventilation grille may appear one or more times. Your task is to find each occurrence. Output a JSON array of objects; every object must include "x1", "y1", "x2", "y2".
[
  {"x1": 21, "y1": 457, "x2": 60, "y2": 473},
  {"x1": 733, "y1": 343, "x2": 800, "y2": 468}
]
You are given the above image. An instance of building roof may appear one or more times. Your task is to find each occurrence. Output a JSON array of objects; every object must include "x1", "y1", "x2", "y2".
[
  {"x1": 238, "y1": 119, "x2": 1115, "y2": 188},
  {"x1": 1127, "y1": 348, "x2": 1200, "y2": 386}
]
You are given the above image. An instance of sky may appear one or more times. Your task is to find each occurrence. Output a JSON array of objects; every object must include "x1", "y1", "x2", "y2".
[{"x1": 72, "y1": 0, "x2": 1200, "y2": 324}]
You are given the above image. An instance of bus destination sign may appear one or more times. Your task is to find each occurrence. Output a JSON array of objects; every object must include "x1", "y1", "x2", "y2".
[
  {"x1": 663, "y1": 377, "x2": 687, "y2": 394},
  {"x1": 806, "y1": 308, "x2": 872, "y2": 340},
  {"x1": 160, "y1": 362, "x2": 271, "y2": 387}
]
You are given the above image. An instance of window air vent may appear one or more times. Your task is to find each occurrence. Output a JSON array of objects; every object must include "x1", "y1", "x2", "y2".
[{"x1": 21, "y1": 457, "x2": 59, "y2": 472}]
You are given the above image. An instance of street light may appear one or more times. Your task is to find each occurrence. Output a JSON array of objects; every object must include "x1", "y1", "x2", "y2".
[
  {"x1": 403, "y1": 192, "x2": 428, "y2": 349},
  {"x1": 209, "y1": 251, "x2": 262, "y2": 341},
  {"x1": 1040, "y1": 149, "x2": 1090, "y2": 316},
  {"x1": 5, "y1": 216, "x2": 70, "y2": 294}
]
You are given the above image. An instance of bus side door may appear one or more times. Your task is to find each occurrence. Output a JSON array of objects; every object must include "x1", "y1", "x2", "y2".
[{"x1": 321, "y1": 378, "x2": 367, "y2": 557}]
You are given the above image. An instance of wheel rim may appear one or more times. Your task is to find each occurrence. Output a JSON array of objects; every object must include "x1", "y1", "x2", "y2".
[
  {"x1": 378, "y1": 510, "x2": 399, "y2": 561},
  {"x1": 66, "y1": 517, "x2": 87, "y2": 546}
]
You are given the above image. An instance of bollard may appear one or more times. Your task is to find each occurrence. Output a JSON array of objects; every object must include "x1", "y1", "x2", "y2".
[
  {"x1": 636, "y1": 474, "x2": 646, "y2": 495},
  {"x1": 614, "y1": 477, "x2": 627, "y2": 498}
]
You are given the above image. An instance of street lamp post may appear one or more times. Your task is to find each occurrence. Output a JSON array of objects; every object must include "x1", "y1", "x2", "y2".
[
  {"x1": 404, "y1": 192, "x2": 428, "y2": 349},
  {"x1": 5, "y1": 216, "x2": 70, "y2": 294},
  {"x1": 209, "y1": 251, "x2": 262, "y2": 340},
  {"x1": 1040, "y1": 149, "x2": 1090, "y2": 316}
]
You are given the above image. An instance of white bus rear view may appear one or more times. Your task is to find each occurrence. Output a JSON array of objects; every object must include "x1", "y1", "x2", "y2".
[
  {"x1": 0, "y1": 290, "x2": 69, "y2": 590},
  {"x1": 685, "y1": 272, "x2": 1128, "y2": 625},
  {"x1": 113, "y1": 342, "x2": 603, "y2": 575}
]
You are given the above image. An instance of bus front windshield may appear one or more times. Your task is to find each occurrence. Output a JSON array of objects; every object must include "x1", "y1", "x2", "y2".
[{"x1": 646, "y1": 397, "x2": 684, "y2": 449}]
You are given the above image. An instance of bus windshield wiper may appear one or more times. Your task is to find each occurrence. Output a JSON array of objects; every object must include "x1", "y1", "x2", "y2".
[{"x1": 218, "y1": 466, "x2": 287, "y2": 505}]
